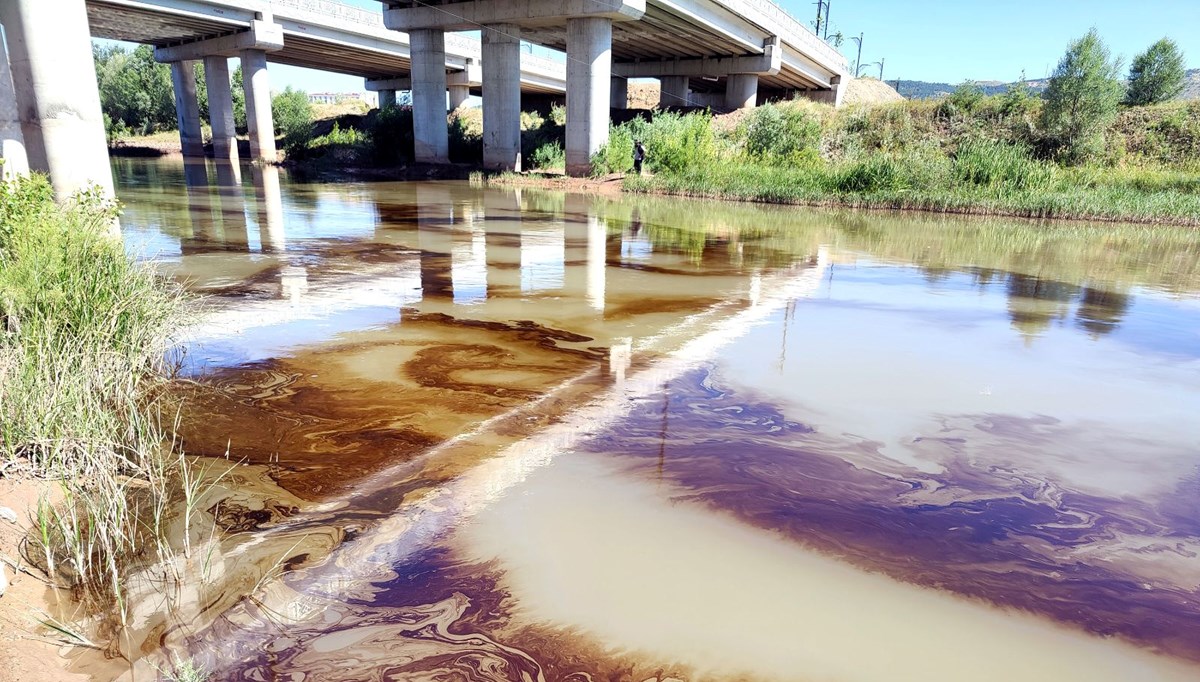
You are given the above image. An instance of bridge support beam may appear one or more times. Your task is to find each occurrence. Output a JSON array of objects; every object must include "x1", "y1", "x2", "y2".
[
  {"x1": 565, "y1": 17, "x2": 612, "y2": 177},
  {"x1": 610, "y1": 77, "x2": 627, "y2": 109},
  {"x1": 448, "y1": 85, "x2": 470, "y2": 111},
  {"x1": 0, "y1": 0, "x2": 112, "y2": 200},
  {"x1": 482, "y1": 24, "x2": 521, "y2": 171},
  {"x1": 725, "y1": 73, "x2": 759, "y2": 109},
  {"x1": 411, "y1": 29, "x2": 449, "y2": 163},
  {"x1": 204, "y1": 56, "x2": 240, "y2": 168},
  {"x1": 241, "y1": 49, "x2": 277, "y2": 163},
  {"x1": 170, "y1": 61, "x2": 204, "y2": 158},
  {"x1": 659, "y1": 76, "x2": 689, "y2": 108},
  {"x1": 0, "y1": 31, "x2": 29, "y2": 180}
]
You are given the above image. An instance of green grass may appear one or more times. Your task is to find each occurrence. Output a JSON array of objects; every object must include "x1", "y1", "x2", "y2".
[
  {"x1": 623, "y1": 154, "x2": 1200, "y2": 226},
  {"x1": 0, "y1": 174, "x2": 195, "y2": 615},
  {"x1": 594, "y1": 98, "x2": 1200, "y2": 226}
]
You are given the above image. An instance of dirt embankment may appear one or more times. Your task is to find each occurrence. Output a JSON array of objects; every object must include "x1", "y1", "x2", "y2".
[{"x1": 0, "y1": 480, "x2": 88, "y2": 682}]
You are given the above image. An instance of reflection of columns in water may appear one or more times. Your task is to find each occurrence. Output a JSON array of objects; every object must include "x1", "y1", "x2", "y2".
[
  {"x1": 251, "y1": 165, "x2": 285, "y2": 252},
  {"x1": 181, "y1": 160, "x2": 219, "y2": 248},
  {"x1": 608, "y1": 337, "x2": 632, "y2": 388},
  {"x1": 416, "y1": 184, "x2": 455, "y2": 299},
  {"x1": 562, "y1": 194, "x2": 606, "y2": 313},
  {"x1": 214, "y1": 161, "x2": 248, "y2": 249},
  {"x1": 279, "y1": 265, "x2": 308, "y2": 303},
  {"x1": 483, "y1": 189, "x2": 523, "y2": 298}
]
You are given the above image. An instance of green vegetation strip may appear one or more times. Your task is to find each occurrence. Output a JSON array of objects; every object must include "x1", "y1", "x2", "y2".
[{"x1": 0, "y1": 175, "x2": 195, "y2": 617}]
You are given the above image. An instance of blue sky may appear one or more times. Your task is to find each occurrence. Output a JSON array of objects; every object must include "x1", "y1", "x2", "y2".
[{"x1": 102, "y1": 0, "x2": 1200, "y2": 93}]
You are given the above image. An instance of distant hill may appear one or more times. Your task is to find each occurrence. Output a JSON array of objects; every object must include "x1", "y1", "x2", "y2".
[{"x1": 896, "y1": 69, "x2": 1199, "y2": 101}]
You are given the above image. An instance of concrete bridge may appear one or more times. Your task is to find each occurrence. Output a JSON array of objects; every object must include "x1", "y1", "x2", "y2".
[{"x1": 0, "y1": 0, "x2": 847, "y2": 203}]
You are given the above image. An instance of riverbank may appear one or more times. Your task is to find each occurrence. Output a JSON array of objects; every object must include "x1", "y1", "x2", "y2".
[{"x1": 0, "y1": 174, "x2": 201, "y2": 676}]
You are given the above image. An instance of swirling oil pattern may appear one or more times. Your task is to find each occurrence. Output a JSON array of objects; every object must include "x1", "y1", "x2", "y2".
[{"x1": 98, "y1": 160, "x2": 1200, "y2": 682}]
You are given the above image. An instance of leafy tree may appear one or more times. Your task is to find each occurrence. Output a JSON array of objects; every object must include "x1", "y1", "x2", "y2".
[
  {"x1": 232, "y1": 65, "x2": 247, "y2": 132},
  {"x1": 1039, "y1": 29, "x2": 1124, "y2": 163},
  {"x1": 272, "y1": 87, "x2": 313, "y2": 150},
  {"x1": 1125, "y1": 38, "x2": 1186, "y2": 106},
  {"x1": 93, "y1": 44, "x2": 174, "y2": 135}
]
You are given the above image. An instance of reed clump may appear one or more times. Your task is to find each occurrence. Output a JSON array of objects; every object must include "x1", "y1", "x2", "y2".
[{"x1": 0, "y1": 174, "x2": 198, "y2": 620}]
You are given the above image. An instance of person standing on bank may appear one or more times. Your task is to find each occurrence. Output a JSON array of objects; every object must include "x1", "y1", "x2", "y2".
[{"x1": 633, "y1": 140, "x2": 646, "y2": 175}]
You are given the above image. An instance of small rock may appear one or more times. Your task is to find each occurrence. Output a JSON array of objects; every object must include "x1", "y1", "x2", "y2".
[{"x1": 0, "y1": 507, "x2": 16, "y2": 524}]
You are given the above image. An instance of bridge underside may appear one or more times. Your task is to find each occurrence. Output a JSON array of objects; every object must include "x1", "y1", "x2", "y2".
[{"x1": 86, "y1": 2, "x2": 561, "y2": 92}]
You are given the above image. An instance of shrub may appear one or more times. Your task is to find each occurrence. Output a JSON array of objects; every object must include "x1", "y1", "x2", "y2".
[
  {"x1": 743, "y1": 104, "x2": 821, "y2": 165},
  {"x1": 1040, "y1": 29, "x2": 1124, "y2": 163},
  {"x1": 638, "y1": 110, "x2": 718, "y2": 174},
  {"x1": 593, "y1": 124, "x2": 635, "y2": 174},
  {"x1": 273, "y1": 87, "x2": 314, "y2": 151},
  {"x1": 1125, "y1": 38, "x2": 1187, "y2": 106},
  {"x1": 530, "y1": 141, "x2": 565, "y2": 170},
  {"x1": 946, "y1": 81, "x2": 985, "y2": 115}
]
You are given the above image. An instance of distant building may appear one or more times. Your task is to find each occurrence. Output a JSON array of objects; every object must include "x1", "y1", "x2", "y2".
[{"x1": 307, "y1": 92, "x2": 377, "y2": 106}]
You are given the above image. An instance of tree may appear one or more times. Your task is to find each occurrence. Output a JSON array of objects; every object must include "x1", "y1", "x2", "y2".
[
  {"x1": 272, "y1": 87, "x2": 313, "y2": 149},
  {"x1": 1125, "y1": 38, "x2": 1186, "y2": 106},
  {"x1": 1039, "y1": 29, "x2": 1124, "y2": 163},
  {"x1": 93, "y1": 44, "x2": 175, "y2": 135},
  {"x1": 231, "y1": 65, "x2": 247, "y2": 132}
]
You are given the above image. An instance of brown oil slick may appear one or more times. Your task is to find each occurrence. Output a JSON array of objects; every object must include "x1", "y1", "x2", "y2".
[{"x1": 94, "y1": 160, "x2": 1200, "y2": 682}]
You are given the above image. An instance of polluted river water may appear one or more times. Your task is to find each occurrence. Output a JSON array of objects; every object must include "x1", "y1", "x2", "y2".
[{"x1": 104, "y1": 157, "x2": 1200, "y2": 681}]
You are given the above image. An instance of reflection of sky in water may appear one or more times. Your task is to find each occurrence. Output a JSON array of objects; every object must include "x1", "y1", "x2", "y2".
[{"x1": 716, "y1": 260, "x2": 1200, "y2": 496}]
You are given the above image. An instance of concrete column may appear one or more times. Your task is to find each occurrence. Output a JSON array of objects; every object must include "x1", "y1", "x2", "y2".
[
  {"x1": 170, "y1": 61, "x2": 204, "y2": 158},
  {"x1": 240, "y1": 49, "x2": 277, "y2": 163},
  {"x1": 659, "y1": 75, "x2": 689, "y2": 108},
  {"x1": 481, "y1": 24, "x2": 521, "y2": 172},
  {"x1": 410, "y1": 29, "x2": 449, "y2": 163},
  {"x1": 0, "y1": 0, "x2": 113, "y2": 200},
  {"x1": 0, "y1": 30, "x2": 29, "y2": 180},
  {"x1": 378, "y1": 89, "x2": 397, "y2": 109},
  {"x1": 610, "y1": 76, "x2": 627, "y2": 109},
  {"x1": 725, "y1": 73, "x2": 759, "y2": 110},
  {"x1": 565, "y1": 17, "x2": 613, "y2": 177},
  {"x1": 204, "y1": 56, "x2": 240, "y2": 169},
  {"x1": 448, "y1": 84, "x2": 470, "y2": 111}
]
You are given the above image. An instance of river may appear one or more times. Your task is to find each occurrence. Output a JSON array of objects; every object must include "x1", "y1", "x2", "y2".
[{"x1": 109, "y1": 157, "x2": 1200, "y2": 682}]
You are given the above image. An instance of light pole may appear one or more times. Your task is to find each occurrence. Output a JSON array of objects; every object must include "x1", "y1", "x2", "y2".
[{"x1": 850, "y1": 32, "x2": 864, "y2": 78}]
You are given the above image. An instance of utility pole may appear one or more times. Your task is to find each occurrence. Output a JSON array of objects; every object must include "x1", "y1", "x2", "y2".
[
  {"x1": 878, "y1": 58, "x2": 885, "y2": 80},
  {"x1": 823, "y1": 0, "x2": 831, "y2": 39},
  {"x1": 850, "y1": 32, "x2": 864, "y2": 77},
  {"x1": 814, "y1": 1, "x2": 826, "y2": 39}
]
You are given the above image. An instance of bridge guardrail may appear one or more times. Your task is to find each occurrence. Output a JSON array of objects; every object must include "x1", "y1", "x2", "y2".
[{"x1": 719, "y1": 0, "x2": 847, "y2": 72}]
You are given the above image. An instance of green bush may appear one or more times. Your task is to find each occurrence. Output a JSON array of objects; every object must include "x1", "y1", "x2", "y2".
[
  {"x1": 530, "y1": 141, "x2": 565, "y2": 170},
  {"x1": 593, "y1": 124, "x2": 635, "y2": 175},
  {"x1": 273, "y1": 87, "x2": 313, "y2": 152},
  {"x1": 743, "y1": 104, "x2": 821, "y2": 165},
  {"x1": 954, "y1": 138, "x2": 1056, "y2": 192},
  {"x1": 633, "y1": 110, "x2": 718, "y2": 174}
]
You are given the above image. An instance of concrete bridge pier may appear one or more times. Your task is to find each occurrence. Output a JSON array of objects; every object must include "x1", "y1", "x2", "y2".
[
  {"x1": 410, "y1": 29, "x2": 449, "y2": 163},
  {"x1": 0, "y1": 0, "x2": 113, "y2": 200},
  {"x1": 170, "y1": 61, "x2": 205, "y2": 158},
  {"x1": 565, "y1": 17, "x2": 613, "y2": 177},
  {"x1": 204, "y1": 56, "x2": 240, "y2": 171},
  {"x1": 378, "y1": 90, "x2": 397, "y2": 109},
  {"x1": 610, "y1": 77, "x2": 627, "y2": 110},
  {"x1": 482, "y1": 24, "x2": 521, "y2": 171},
  {"x1": 448, "y1": 85, "x2": 470, "y2": 112},
  {"x1": 725, "y1": 73, "x2": 759, "y2": 110},
  {"x1": 0, "y1": 32, "x2": 28, "y2": 180},
  {"x1": 447, "y1": 59, "x2": 480, "y2": 112},
  {"x1": 659, "y1": 76, "x2": 689, "y2": 108},
  {"x1": 241, "y1": 50, "x2": 277, "y2": 163}
]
